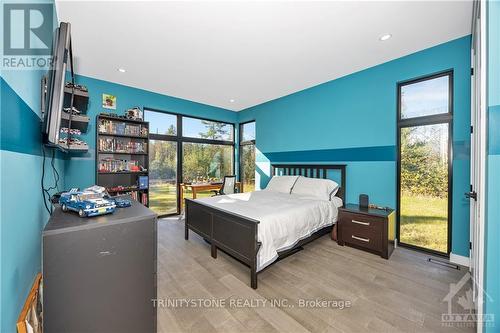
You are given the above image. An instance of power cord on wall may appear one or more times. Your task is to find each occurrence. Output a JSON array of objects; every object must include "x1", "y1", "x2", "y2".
[{"x1": 41, "y1": 146, "x2": 60, "y2": 215}]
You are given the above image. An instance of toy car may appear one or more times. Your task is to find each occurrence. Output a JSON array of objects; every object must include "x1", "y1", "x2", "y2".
[
  {"x1": 63, "y1": 106, "x2": 81, "y2": 115},
  {"x1": 107, "y1": 195, "x2": 132, "y2": 208},
  {"x1": 58, "y1": 137, "x2": 89, "y2": 152},
  {"x1": 59, "y1": 187, "x2": 116, "y2": 217},
  {"x1": 60, "y1": 127, "x2": 82, "y2": 135}
]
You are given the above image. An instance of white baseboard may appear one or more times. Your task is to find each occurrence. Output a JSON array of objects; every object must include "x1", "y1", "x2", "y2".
[{"x1": 449, "y1": 253, "x2": 470, "y2": 267}]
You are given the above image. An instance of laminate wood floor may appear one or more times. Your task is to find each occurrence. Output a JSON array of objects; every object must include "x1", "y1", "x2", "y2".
[{"x1": 157, "y1": 217, "x2": 475, "y2": 333}]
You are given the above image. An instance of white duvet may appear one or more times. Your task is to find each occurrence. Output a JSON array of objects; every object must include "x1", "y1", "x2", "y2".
[{"x1": 197, "y1": 191, "x2": 342, "y2": 271}]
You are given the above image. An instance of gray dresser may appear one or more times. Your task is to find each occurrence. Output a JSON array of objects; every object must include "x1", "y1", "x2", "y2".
[{"x1": 42, "y1": 200, "x2": 157, "y2": 333}]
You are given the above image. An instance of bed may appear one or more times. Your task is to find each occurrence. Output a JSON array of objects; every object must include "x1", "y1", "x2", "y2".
[{"x1": 184, "y1": 164, "x2": 346, "y2": 289}]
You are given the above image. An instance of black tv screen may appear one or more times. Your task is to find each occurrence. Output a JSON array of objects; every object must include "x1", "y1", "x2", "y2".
[{"x1": 43, "y1": 22, "x2": 71, "y2": 146}]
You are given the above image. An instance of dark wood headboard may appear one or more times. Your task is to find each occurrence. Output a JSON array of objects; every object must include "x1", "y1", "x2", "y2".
[{"x1": 271, "y1": 164, "x2": 347, "y2": 204}]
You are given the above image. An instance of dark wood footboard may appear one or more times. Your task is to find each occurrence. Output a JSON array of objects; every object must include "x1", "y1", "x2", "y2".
[
  {"x1": 185, "y1": 198, "x2": 261, "y2": 288},
  {"x1": 184, "y1": 163, "x2": 346, "y2": 289}
]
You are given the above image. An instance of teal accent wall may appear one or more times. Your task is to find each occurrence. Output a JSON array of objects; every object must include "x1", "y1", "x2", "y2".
[
  {"x1": 0, "y1": 1, "x2": 62, "y2": 330},
  {"x1": 63, "y1": 75, "x2": 237, "y2": 189},
  {"x1": 1, "y1": 77, "x2": 66, "y2": 333},
  {"x1": 238, "y1": 36, "x2": 472, "y2": 257},
  {"x1": 485, "y1": 0, "x2": 500, "y2": 331}
]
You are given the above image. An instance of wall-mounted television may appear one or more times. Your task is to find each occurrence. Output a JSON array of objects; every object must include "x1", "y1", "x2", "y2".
[{"x1": 42, "y1": 22, "x2": 71, "y2": 147}]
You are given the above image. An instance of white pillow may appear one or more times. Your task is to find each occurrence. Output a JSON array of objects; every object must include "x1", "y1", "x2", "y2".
[
  {"x1": 291, "y1": 176, "x2": 339, "y2": 201},
  {"x1": 265, "y1": 176, "x2": 299, "y2": 194}
]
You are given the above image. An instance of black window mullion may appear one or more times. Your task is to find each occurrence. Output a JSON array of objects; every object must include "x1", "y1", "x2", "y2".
[
  {"x1": 181, "y1": 137, "x2": 234, "y2": 146},
  {"x1": 149, "y1": 133, "x2": 178, "y2": 141},
  {"x1": 176, "y1": 114, "x2": 183, "y2": 213},
  {"x1": 398, "y1": 113, "x2": 452, "y2": 128}
]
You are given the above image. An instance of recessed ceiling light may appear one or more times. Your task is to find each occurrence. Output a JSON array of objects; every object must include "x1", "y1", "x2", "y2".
[
  {"x1": 117, "y1": 68, "x2": 126, "y2": 73},
  {"x1": 229, "y1": 99, "x2": 235, "y2": 103},
  {"x1": 379, "y1": 34, "x2": 392, "y2": 41}
]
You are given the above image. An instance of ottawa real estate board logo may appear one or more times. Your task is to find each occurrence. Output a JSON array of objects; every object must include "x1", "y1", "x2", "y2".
[
  {"x1": 2, "y1": 3, "x2": 54, "y2": 69},
  {"x1": 442, "y1": 271, "x2": 495, "y2": 328}
]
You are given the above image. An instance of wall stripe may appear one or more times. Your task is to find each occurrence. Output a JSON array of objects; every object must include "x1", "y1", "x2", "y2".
[
  {"x1": 1, "y1": 78, "x2": 44, "y2": 156},
  {"x1": 261, "y1": 141, "x2": 470, "y2": 163},
  {"x1": 261, "y1": 145, "x2": 396, "y2": 162},
  {"x1": 488, "y1": 105, "x2": 500, "y2": 155}
]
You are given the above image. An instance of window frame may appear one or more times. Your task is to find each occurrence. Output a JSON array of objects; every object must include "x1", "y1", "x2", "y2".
[
  {"x1": 398, "y1": 71, "x2": 453, "y2": 127},
  {"x1": 144, "y1": 107, "x2": 236, "y2": 216},
  {"x1": 396, "y1": 70, "x2": 454, "y2": 257},
  {"x1": 181, "y1": 115, "x2": 235, "y2": 142},
  {"x1": 146, "y1": 111, "x2": 178, "y2": 137},
  {"x1": 239, "y1": 120, "x2": 256, "y2": 192}
]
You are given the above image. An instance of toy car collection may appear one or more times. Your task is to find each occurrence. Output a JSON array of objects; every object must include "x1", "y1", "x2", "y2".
[
  {"x1": 63, "y1": 106, "x2": 81, "y2": 115},
  {"x1": 59, "y1": 187, "x2": 116, "y2": 217},
  {"x1": 60, "y1": 127, "x2": 82, "y2": 135},
  {"x1": 59, "y1": 186, "x2": 132, "y2": 217},
  {"x1": 58, "y1": 137, "x2": 89, "y2": 152},
  {"x1": 65, "y1": 82, "x2": 88, "y2": 92}
]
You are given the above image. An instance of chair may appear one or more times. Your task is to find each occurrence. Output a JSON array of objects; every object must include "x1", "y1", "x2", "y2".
[{"x1": 212, "y1": 176, "x2": 237, "y2": 196}]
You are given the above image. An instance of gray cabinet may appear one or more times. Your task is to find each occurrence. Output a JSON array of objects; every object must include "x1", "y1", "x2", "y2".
[{"x1": 43, "y1": 200, "x2": 157, "y2": 333}]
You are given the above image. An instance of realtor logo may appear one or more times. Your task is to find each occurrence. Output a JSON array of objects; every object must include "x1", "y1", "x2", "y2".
[
  {"x1": 3, "y1": 3, "x2": 53, "y2": 55},
  {"x1": 442, "y1": 272, "x2": 494, "y2": 328}
]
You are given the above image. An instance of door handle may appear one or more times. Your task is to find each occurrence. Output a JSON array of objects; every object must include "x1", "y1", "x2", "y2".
[{"x1": 465, "y1": 191, "x2": 477, "y2": 201}]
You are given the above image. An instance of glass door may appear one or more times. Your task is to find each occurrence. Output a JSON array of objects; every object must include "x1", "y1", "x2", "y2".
[
  {"x1": 399, "y1": 124, "x2": 449, "y2": 253},
  {"x1": 397, "y1": 71, "x2": 452, "y2": 255},
  {"x1": 149, "y1": 139, "x2": 178, "y2": 216},
  {"x1": 240, "y1": 144, "x2": 255, "y2": 192},
  {"x1": 239, "y1": 121, "x2": 256, "y2": 192}
]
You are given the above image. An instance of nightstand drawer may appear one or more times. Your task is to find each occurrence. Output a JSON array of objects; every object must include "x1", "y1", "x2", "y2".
[
  {"x1": 342, "y1": 223, "x2": 382, "y2": 252},
  {"x1": 340, "y1": 212, "x2": 383, "y2": 233},
  {"x1": 337, "y1": 204, "x2": 395, "y2": 259}
]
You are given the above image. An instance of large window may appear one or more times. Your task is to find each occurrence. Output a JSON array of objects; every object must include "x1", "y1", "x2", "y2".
[
  {"x1": 239, "y1": 121, "x2": 256, "y2": 192},
  {"x1": 182, "y1": 117, "x2": 233, "y2": 141},
  {"x1": 147, "y1": 112, "x2": 177, "y2": 136},
  {"x1": 149, "y1": 140, "x2": 177, "y2": 215},
  {"x1": 182, "y1": 143, "x2": 233, "y2": 183},
  {"x1": 400, "y1": 75, "x2": 450, "y2": 119},
  {"x1": 397, "y1": 71, "x2": 452, "y2": 255},
  {"x1": 145, "y1": 109, "x2": 235, "y2": 216}
]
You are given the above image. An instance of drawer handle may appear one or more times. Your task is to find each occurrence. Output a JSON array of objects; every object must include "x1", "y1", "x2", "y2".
[
  {"x1": 351, "y1": 219, "x2": 370, "y2": 226},
  {"x1": 352, "y1": 235, "x2": 370, "y2": 243}
]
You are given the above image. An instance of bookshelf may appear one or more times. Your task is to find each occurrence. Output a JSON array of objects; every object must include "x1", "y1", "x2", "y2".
[{"x1": 96, "y1": 114, "x2": 149, "y2": 206}]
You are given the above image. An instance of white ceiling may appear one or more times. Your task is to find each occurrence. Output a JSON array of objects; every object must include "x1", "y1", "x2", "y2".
[{"x1": 56, "y1": 1, "x2": 472, "y2": 112}]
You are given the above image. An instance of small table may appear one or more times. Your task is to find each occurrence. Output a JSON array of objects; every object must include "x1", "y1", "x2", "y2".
[
  {"x1": 180, "y1": 182, "x2": 242, "y2": 209},
  {"x1": 337, "y1": 203, "x2": 395, "y2": 259}
]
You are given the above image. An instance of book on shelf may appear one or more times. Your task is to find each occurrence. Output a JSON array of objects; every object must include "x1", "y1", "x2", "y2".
[
  {"x1": 97, "y1": 116, "x2": 149, "y2": 207},
  {"x1": 98, "y1": 158, "x2": 144, "y2": 173},
  {"x1": 98, "y1": 137, "x2": 147, "y2": 154},
  {"x1": 98, "y1": 119, "x2": 148, "y2": 137}
]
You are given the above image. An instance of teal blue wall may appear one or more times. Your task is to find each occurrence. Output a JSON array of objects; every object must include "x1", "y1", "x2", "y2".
[
  {"x1": 0, "y1": 2, "x2": 62, "y2": 331},
  {"x1": 485, "y1": 0, "x2": 500, "y2": 331},
  {"x1": 238, "y1": 36, "x2": 472, "y2": 257},
  {"x1": 1, "y1": 72, "x2": 236, "y2": 333},
  {"x1": 63, "y1": 75, "x2": 237, "y2": 189}
]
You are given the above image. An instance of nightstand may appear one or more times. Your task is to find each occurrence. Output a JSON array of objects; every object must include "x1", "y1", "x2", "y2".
[{"x1": 337, "y1": 203, "x2": 396, "y2": 259}]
